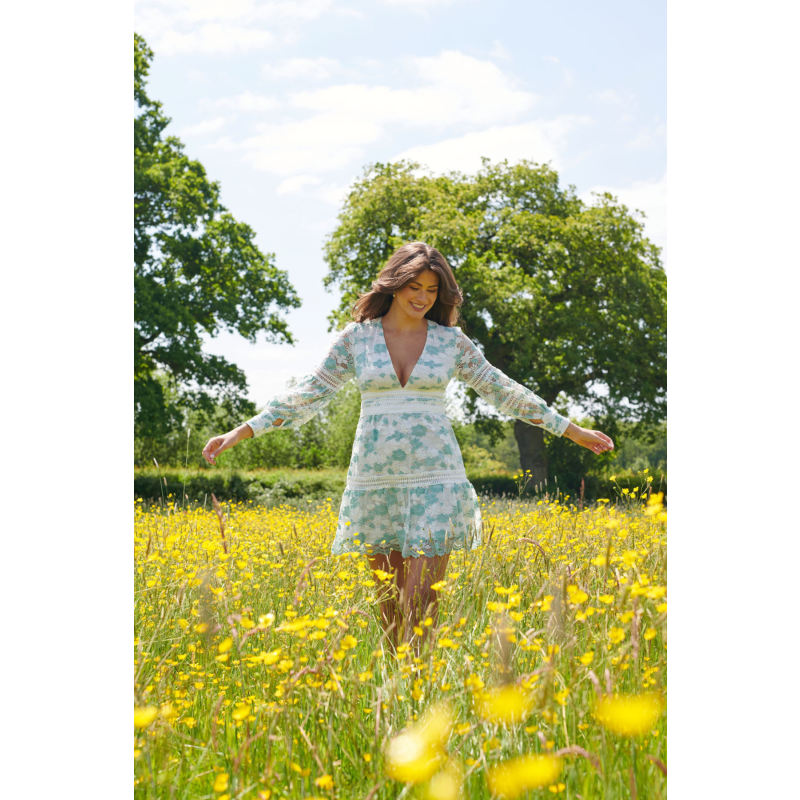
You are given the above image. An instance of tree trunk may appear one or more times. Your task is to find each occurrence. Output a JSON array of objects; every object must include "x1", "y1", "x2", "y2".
[{"x1": 513, "y1": 420, "x2": 549, "y2": 488}]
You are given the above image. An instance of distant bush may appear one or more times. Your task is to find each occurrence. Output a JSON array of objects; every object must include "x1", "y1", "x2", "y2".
[
  {"x1": 135, "y1": 466, "x2": 665, "y2": 507},
  {"x1": 134, "y1": 467, "x2": 347, "y2": 506}
]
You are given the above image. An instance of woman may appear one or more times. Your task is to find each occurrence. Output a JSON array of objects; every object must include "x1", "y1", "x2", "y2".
[{"x1": 202, "y1": 242, "x2": 614, "y2": 653}]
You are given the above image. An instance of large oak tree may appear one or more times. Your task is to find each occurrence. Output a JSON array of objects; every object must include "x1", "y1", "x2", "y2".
[
  {"x1": 135, "y1": 34, "x2": 300, "y2": 443},
  {"x1": 323, "y1": 159, "x2": 666, "y2": 484}
]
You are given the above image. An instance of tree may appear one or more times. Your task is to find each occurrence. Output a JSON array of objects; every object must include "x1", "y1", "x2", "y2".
[
  {"x1": 134, "y1": 33, "x2": 301, "y2": 445},
  {"x1": 323, "y1": 159, "x2": 666, "y2": 484}
]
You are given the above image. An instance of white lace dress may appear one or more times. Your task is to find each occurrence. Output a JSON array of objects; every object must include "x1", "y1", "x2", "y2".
[{"x1": 244, "y1": 317, "x2": 570, "y2": 559}]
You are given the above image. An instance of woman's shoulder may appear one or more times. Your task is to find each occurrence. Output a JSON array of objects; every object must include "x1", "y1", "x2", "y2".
[
  {"x1": 337, "y1": 318, "x2": 379, "y2": 340},
  {"x1": 432, "y1": 320, "x2": 465, "y2": 336}
]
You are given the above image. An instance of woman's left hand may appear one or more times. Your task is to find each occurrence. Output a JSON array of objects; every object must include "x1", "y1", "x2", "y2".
[{"x1": 564, "y1": 423, "x2": 615, "y2": 455}]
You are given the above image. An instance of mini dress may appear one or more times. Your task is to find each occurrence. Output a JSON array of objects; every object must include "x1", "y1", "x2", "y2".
[{"x1": 244, "y1": 317, "x2": 571, "y2": 559}]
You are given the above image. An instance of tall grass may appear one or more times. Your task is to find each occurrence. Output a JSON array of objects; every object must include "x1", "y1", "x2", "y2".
[{"x1": 134, "y1": 475, "x2": 666, "y2": 799}]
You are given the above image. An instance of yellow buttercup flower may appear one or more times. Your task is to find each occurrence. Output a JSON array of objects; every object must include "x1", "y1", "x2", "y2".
[
  {"x1": 424, "y1": 758, "x2": 464, "y2": 800},
  {"x1": 475, "y1": 684, "x2": 534, "y2": 725},
  {"x1": 486, "y1": 754, "x2": 564, "y2": 799},
  {"x1": 567, "y1": 584, "x2": 589, "y2": 604},
  {"x1": 593, "y1": 692, "x2": 664, "y2": 736},
  {"x1": 385, "y1": 702, "x2": 453, "y2": 783},
  {"x1": 134, "y1": 706, "x2": 159, "y2": 729},
  {"x1": 385, "y1": 730, "x2": 445, "y2": 783},
  {"x1": 218, "y1": 637, "x2": 233, "y2": 654},
  {"x1": 608, "y1": 627, "x2": 625, "y2": 645}
]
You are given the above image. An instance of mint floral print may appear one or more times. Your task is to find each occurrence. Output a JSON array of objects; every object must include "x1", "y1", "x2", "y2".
[{"x1": 244, "y1": 317, "x2": 570, "y2": 559}]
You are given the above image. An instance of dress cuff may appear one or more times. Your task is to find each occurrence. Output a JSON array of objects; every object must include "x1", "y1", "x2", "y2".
[
  {"x1": 243, "y1": 413, "x2": 283, "y2": 438},
  {"x1": 551, "y1": 412, "x2": 571, "y2": 438}
]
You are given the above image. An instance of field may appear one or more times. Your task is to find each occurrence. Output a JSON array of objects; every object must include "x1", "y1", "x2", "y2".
[{"x1": 134, "y1": 474, "x2": 666, "y2": 799}]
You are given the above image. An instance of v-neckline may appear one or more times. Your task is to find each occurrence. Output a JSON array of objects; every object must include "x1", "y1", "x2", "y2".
[{"x1": 378, "y1": 317, "x2": 431, "y2": 389}]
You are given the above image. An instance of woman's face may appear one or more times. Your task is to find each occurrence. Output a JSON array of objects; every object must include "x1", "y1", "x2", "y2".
[{"x1": 394, "y1": 269, "x2": 439, "y2": 318}]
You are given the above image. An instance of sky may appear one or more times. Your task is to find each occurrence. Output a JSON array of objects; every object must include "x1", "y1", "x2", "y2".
[{"x1": 134, "y1": 0, "x2": 666, "y2": 415}]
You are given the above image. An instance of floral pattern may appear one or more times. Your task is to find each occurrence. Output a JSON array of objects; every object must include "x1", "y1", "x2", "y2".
[{"x1": 244, "y1": 317, "x2": 571, "y2": 559}]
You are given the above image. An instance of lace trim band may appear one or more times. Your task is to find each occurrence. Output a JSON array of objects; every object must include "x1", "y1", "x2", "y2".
[
  {"x1": 469, "y1": 361, "x2": 495, "y2": 394},
  {"x1": 312, "y1": 365, "x2": 344, "y2": 389},
  {"x1": 360, "y1": 389, "x2": 446, "y2": 415},
  {"x1": 360, "y1": 389, "x2": 445, "y2": 400},
  {"x1": 361, "y1": 400, "x2": 447, "y2": 415},
  {"x1": 346, "y1": 469, "x2": 469, "y2": 490}
]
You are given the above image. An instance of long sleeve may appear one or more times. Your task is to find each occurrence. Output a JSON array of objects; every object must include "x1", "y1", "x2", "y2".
[
  {"x1": 452, "y1": 328, "x2": 571, "y2": 438},
  {"x1": 244, "y1": 322, "x2": 357, "y2": 437}
]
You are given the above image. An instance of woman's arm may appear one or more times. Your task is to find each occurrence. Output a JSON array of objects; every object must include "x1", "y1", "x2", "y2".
[
  {"x1": 452, "y1": 328, "x2": 613, "y2": 454},
  {"x1": 202, "y1": 323, "x2": 357, "y2": 465}
]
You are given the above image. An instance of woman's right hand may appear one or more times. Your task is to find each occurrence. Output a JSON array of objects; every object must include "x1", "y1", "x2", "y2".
[{"x1": 202, "y1": 424, "x2": 252, "y2": 466}]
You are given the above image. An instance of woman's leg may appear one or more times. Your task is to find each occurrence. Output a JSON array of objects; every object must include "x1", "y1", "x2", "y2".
[
  {"x1": 402, "y1": 552, "x2": 450, "y2": 652},
  {"x1": 367, "y1": 550, "x2": 406, "y2": 651},
  {"x1": 389, "y1": 549, "x2": 407, "y2": 645}
]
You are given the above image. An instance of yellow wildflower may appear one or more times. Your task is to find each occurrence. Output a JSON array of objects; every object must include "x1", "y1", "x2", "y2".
[
  {"x1": 593, "y1": 691, "x2": 664, "y2": 736},
  {"x1": 486, "y1": 754, "x2": 564, "y2": 799},
  {"x1": 134, "y1": 706, "x2": 159, "y2": 729},
  {"x1": 475, "y1": 684, "x2": 534, "y2": 725}
]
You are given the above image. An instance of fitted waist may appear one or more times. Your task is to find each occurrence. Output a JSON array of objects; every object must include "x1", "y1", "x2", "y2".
[{"x1": 360, "y1": 389, "x2": 447, "y2": 415}]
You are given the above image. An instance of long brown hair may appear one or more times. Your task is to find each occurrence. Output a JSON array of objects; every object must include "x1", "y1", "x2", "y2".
[{"x1": 351, "y1": 242, "x2": 463, "y2": 327}]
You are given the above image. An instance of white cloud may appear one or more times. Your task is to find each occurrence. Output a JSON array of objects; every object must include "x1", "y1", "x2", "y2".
[
  {"x1": 276, "y1": 174, "x2": 322, "y2": 194},
  {"x1": 291, "y1": 50, "x2": 537, "y2": 127},
  {"x1": 488, "y1": 40, "x2": 512, "y2": 62},
  {"x1": 332, "y1": 6, "x2": 365, "y2": 18},
  {"x1": 625, "y1": 123, "x2": 667, "y2": 150},
  {"x1": 277, "y1": 174, "x2": 353, "y2": 207},
  {"x1": 311, "y1": 181, "x2": 352, "y2": 206},
  {"x1": 155, "y1": 24, "x2": 275, "y2": 55},
  {"x1": 381, "y1": 0, "x2": 456, "y2": 11},
  {"x1": 134, "y1": 0, "x2": 336, "y2": 55},
  {"x1": 392, "y1": 116, "x2": 593, "y2": 176},
  {"x1": 213, "y1": 91, "x2": 280, "y2": 112},
  {"x1": 238, "y1": 112, "x2": 383, "y2": 175},
  {"x1": 178, "y1": 116, "x2": 229, "y2": 136},
  {"x1": 579, "y1": 172, "x2": 667, "y2": 264},
  {"x1": 217, "y1": 50, "x2": 539, "y2": 179},
  {"x1": 262, "y1": 56, "x2": 340, "y2": 80},
  {"x1": 136, "y1": 0, "x2": 334, "y2": 24},
  {"x1": 592, "y1": 88, "x2": 636, "y2": 106}
]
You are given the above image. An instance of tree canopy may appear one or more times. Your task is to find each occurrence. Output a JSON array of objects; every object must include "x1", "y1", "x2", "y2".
[
  {"x1": 134, "y1": 33, "x2": 300, "y2": 445},
  {"x1": 323, "y1": 159, "x2": 666, "y2": 482}
]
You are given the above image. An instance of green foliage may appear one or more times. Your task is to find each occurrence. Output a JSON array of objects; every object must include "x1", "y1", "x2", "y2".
[
  {"x1": 135, "y1": 376, "x2": 365, "y2": 471},
  {"x1": 134, "y1": 466, "x2": 347, "y2": 506},
  {"x1": 609, "y1": 419, "x2": 667, "y2": 472},
  {"x1": 452, "y1": 419, "x2": 520, "y2": 472},
  {"x1": 322, "y1": 158, "x2": 666, "y2": 475},
  {"x1": 134, "y1": 33, "x2": 300, "y2": 446},
  {"x1": 134, "y1": 465, "x2": 665, "y2": 506}
]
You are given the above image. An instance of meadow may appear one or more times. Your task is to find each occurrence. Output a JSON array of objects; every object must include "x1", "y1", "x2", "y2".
[{"x1": 134, "y1": 473, "x2": 666, "y2": 799}]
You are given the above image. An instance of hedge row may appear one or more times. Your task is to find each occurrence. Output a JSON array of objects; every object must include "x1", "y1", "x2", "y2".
[
  {"x1": 134, "y1": 468, "x2": 347, "y2": 506},
  {"x1": 135, "y1": 467, "x2": 666, "y2": 506}
]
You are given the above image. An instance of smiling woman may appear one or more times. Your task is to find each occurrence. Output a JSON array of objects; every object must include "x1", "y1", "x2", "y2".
[{"x1": 201, "y1": 241, "x2": 614, "y2": 653}]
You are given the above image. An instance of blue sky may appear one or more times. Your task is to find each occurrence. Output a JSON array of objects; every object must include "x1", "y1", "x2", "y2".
[{"x1": 135, "y1": 0, "x2": 666, "y2": 414}]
